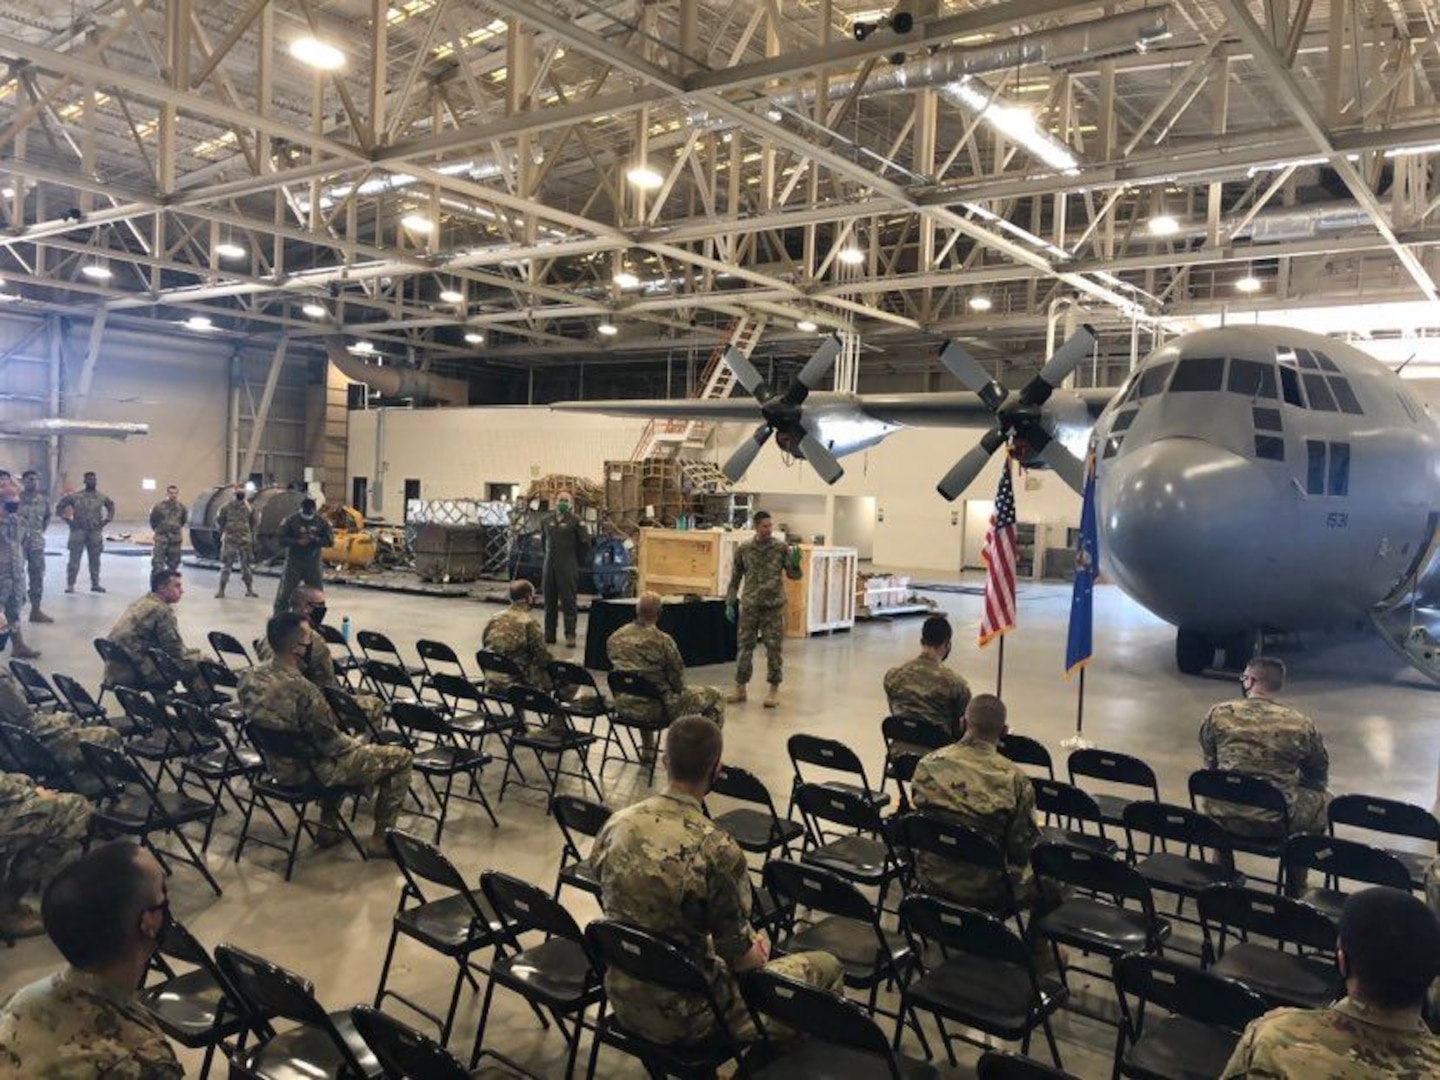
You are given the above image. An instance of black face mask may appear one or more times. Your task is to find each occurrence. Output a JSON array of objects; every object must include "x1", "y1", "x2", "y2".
[
  {"x1": 309, "y1": 605, "x2": 327, "y2": 628},
  {"x1": 2, "y1": 501, "x2": 17, "y2": 513},
  {"x1": 234, "y1": 492, "x2": 245, "y2": 501},
  {"x1": 0, "y1": 631, "x2": 10, "y2": 651}
]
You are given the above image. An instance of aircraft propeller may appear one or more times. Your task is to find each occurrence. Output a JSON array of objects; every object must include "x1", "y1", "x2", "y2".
[
  {"x1": 935, "y1": 326, "x2": 1097, "y2": 500},
  {"x1": 721, "y1": 335, "x2": 846, "y2": 484}
]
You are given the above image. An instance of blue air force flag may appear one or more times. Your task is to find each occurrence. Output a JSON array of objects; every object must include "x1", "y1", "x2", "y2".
[{"x1": 1065, "y1": 453, "x2": 1099, "y2": 678}]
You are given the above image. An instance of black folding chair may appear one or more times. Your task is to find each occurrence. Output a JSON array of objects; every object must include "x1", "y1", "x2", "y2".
[
  {"x1": 793, "y1": 783, "x2": 907, "y2": 908},
  {"x1": 140, "y1": 917, "x2": 252, "y2": 1080},
  {"x1": 742, "y1": 967, "x2": 940, "y2": 1079},
  {"x1": 94, "y1": 635, "x2": 158, "y2": 698},
  {"x1": 320, "y1": 685, "x2": 403, "y2": 748},
  {"x1": 1123, "y1": 802, "x2": 1246, "y2": 924},
  {"x1": 208, "y1": 630, "x2": 254, "y2": 671},
  {"x1": 549, "y1": 659, "x2": 613, "y2": 737},
  {"x1": 475, "y1": 648, "x2": 527, "y2": 689},
  {"x1": 147, "y1": 647, "x2": 226, "y2": 711},
  {"x1": 977, "y1": 1051, "x2": 1081, "y2": 1080},
  {"x1": 1032, "y1": 778, "x2": 1120, "y2": 858},
  {"x1": 881, "y1": 715, "x2": 952, "y2": 810},
  {"x1": 1188, "y1": 770, "x2": 1290, "y2": 887},
  {"x1": 362, "y1": 658, "x2": 423, "y2": 707},
  {"x1": 52, "y1": 672, "x2": 133, "y2": 734},
  {"x1": 709, "y1": 764, "x2": 805, "y2": 862},
  {"x1": 551, "y1": 794, "x2": 611, "y2": 902},
  {"x1": 498, "y1": 685, "x2": 601, "y2": 811},
  {"x1": 317, "y1": 623, "x2": 367, "y2": 690},
  {"x1": 602, "y1": 668, "x2": 670, "y2": 786},
  {"x1": 216, "y1": 945, "x2": 382, "y2": 1080},
  {"x1": 373, "y1": 830, "x2": 508, "y2": 1045},
  {"x1": 78, "y1": 742, "x2": 223, "y2": 897},
  {"x1": 763, "y1": 859, "x2": 913, "y2": 1019},
  {"x1": 895, "y1": 813, "x2": 1026, "y2": 934},
  {"x1": 350, "y1": 1006, "x2": 472, "y2": 1080},
  {"x1": 427, "y1": 672, "x2": 520, "y2": 761},
  {"x1": 1196, "y1": 884, "x2": 1342, "y2": 1008},
  {"x1": 787, "y1": 732, "x2": 890, "y2": 818},
  {"x1": 0, "y1": 720, "x2": 103, "y2": 798},
  {"x1": 416, "y1": 638, "x2": 483, "y2": 690},
  {"x1": 476, "y1": 871, "x2": 603, "y2": 1076},
  {"x1": 194, "y1": 660, "x2": 247, "y2": 728},
  {"x1": 1280, "y1": 834, "x2": 1413, "y2": 921},
  {"x1": 1067, "y1": 748, "x2": 1160, "y2": 832},
  {"x1": 113, "y1": 686, "x2": 202, "y2": 789},
  {"x1": 1112, "y1": 953, "x2": 1268, "y2": 1080},
  {"x1": 8, "y1": 659, "x2": 60, "y2": 711},
  {"x1": 357, "y1": 629, "x2": 426, "y2": 680},
  {"x1": 1328, "y1": 793, "x2": 1440, "y2": 890},
  {"x1": 390, "y1": 700, "x2": 498, "y2": 840},
  {"x1": 999, "y1": 734, "x2": 1055, "y2": 780},
  {"x1": 171, "y1": 699, "x2": 262, "y2": 832},
  {"x1": 583, "y1": 919, "x2": 751, "y2": 1080},
  {"x1": 896, "y1": 893, "x2": 1066, "y2": 1069}
]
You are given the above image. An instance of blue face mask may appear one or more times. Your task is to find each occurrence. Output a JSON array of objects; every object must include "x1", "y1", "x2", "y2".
[{"x1": 2, "y1": 501, "x2": 17, "y2": 513}]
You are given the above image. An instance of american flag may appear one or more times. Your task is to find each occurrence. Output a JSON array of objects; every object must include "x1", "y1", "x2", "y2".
[{"x1": 979, "y1": 455, "x2": 1018, "y2": 647}]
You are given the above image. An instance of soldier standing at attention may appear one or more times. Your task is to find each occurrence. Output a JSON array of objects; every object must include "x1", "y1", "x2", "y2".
[
  {"x1": 0, "y1": 771, "x2": 91, "y2": 940},
  {"x1": 56, "y1": 471, "x2": 113, "y2": 594},
  {"x1": 541, "y1": 491, "x2": 588, "y2": 648},
  {"x1": 1198, "y1": 656, "x2": 1331, "y2": 842},
  {"x1": 481, "y1": 579, "x2": 555, "y2": 693},
  {"x1": 273, "y1": 497, "x2": 333, "y2": 614},
  {"x1": 215, "y1": 485, "x2": 257, "y2": 598},
  {"x1": 0, "y1": 842, "x2": 184, "y2": 1079},
  {"x1": 592, "y1": 716, "x2": 843, "y2": 1046},
  {"x1": 17, "y1": 471, "x2": 52, "y2": 623},
  {"x1": 1222, "y1": 887, "x2": 1440, "y2": 1078},
  {"x1": 883, "y1": 615, "x2": 971, "y2": 740},
  {"x1": 725, "y1": 510, "x2": 802, "y2": 709},
  {"x1": 147, "y1": 485, "x2": 186, "y2": 574},
  {"x1": 0, "y1": 478, "x2": 39, "y2": 659}
]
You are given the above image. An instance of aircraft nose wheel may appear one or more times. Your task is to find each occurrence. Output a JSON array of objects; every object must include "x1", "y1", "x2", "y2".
[{"x1": 1175, "y1": 628, "x2": 1216, "y2": 676}]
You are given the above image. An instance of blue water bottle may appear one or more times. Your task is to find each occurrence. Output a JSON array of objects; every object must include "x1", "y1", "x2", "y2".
[{"x1": 341, "y1": 615, "x2": 352, "y2": 643}]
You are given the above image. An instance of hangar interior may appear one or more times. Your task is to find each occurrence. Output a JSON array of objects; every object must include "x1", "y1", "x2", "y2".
[{"x1": 1, "y1": 1, "x2": 1440, "y2": 1077}]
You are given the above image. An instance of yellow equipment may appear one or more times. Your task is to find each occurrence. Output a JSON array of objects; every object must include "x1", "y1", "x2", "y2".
[{"x1": 321, "y1": 505, "x2": 378, "y2": 569}]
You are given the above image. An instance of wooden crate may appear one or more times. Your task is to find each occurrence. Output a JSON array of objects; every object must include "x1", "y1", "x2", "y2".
[
  {"x1": 636, "y1": 527, "x2": 747, "y2": 597},
  {"x1": 784, "y1": 545, "x2": 859, "y2": 638}
]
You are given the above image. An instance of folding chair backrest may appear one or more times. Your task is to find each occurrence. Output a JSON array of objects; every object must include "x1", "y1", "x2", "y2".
[
  {"x1": 1189, "y1": 769, "x2": 1288, "y2": 818},
  {"x1": 882, "y1": 714, "x2": 952, "y2": 753},
  {"x1": 1031, "y1": 843, "x2": 1153, "y2": 911},
  {"x1": 317, "y1": 623, "x2": 351, "y2": 650},
  {"x1": 476, "y1": 649, "x2": 525, "y2": 684},
  {"x1": 321, "y1": 685, "x2": 375, "y2": 735},
  {"x1": 794, "y1": 782, "x2": 884, "y2": 835},
  {"x1": 1068, "y1": 748, "x2": 1159, "y2": 800},
  {"x1": 198, "y1": 659, "x2": 239, "y2": 693},
  {"x1": 897, "y1": 813, "x2": 1007, "y2": 875},
  {"x1": 79, "y1": 741, "x2": 149, "y2": 792},
  {"x1": 172, "y1": 699, "x2": 225, "y2": 743},
  {"x1": 8, "y1": 660, "x2": 56, "y2": 707},
  {"x1": 1197, "y1": 885, "x2": 1338, "y2": 953},
  {"x1": 245, "y1": 722, "x2": 319, "y2": 764},
  {"x1": 788, "y1": 733, "x2": 875, "y2": 792},
  {"x1": 1281, "y1": 834, "x2": 1413, "y2": 893},
  {"x1": 763, "y1": 858, "x2": 875, "y2": 924},
  {"x1": 710, "y1": 765, "x2": 778, "y2": 812},
  {"x1": 481, "y1": 870, "x2": 584, "y2": 942},
  {"x1": 357, "y1": 629, "x2": 402, "y2": 661},
  {"x1": 1115, "y1": 953, "x2": 1269, "y2": 1031},
  {"x1": 508, "y1": 684, "x2": 562, "y2": 719},
  {"x1": 585, "y1": 920, "x2": 713, "y2": 999},
  {"x1": 208, "y1": 631, "x2": 253, "y2": 668},
  {"x1": 1124, "y1": 801, "x2": 1235, "y2": 857},
  {"x1": 552, "y1": 794, "x2": 611, "y2": 851},
  {"x1": 363, "y1": 658, "x2": 416, "y2": 699},
  {"x1": 385, "y1": 829, "x2": 471, "y2": 897},
  {"x1": 1031, "y1": 778, "x2": 1106, "y2": 829},
  {"x1": 416, "y1": 638, "x2": 463, "y2": 673},
  {"x1": 390, "y1": 700, "x2": 450, "y2": 739},
  {"x1": 998, "y1": 734, "x2": 1055, "y2": 778},
  {"x1": 899, "y1": 893, "x2": 1029, "y2": 967},
  {"x1": 429, "y1": 672, "x2": 484, "y2": 711},
  {"x1": 740, "y1": 969, "x2": 901, "y2": 1075},
  {"x1": 1328, "y1": 793, "x2": 1440, "y2": 849},
  {"x1": 115, "y1": 686, "x2": 165, "y2": 731},
  {"x1": 606, "y1": 668, "x2": 665, "y2": 704},
  {"x1": 977, "y1": 1051, "x2": 1079, "y2": 1080},
  {"x1": 94, "y1": 637, "x2": 143, "y2": 684},
  {"x1": 0, "y1": 721, "x2": 68, "y2": 787},
  {"x1": 350, "y1": 1005, "x2": 470, "y2": 1080},
  {"x1": 549, "y1": 660, "x2": 599, "y2": 696},
  {"x1": 146, "y1": 648, "x2": 188, "y2": 693},
  {"x1": 52, "y1": 673, "x2": 104, "y2": 720}
]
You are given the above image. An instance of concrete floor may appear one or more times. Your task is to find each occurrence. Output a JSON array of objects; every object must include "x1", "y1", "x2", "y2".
[{"x1": 2, "y1": 540, "x2": 1438, "y2": 1079}]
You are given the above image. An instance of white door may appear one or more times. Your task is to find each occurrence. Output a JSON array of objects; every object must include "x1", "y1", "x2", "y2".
[{"x1": 963, "y1": 499, "x2": 995, "y2": 569}]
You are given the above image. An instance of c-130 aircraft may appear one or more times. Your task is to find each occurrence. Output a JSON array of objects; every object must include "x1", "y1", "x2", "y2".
[{"x1": 555, "y1": 324, "x2": 1440, "y2": 676}]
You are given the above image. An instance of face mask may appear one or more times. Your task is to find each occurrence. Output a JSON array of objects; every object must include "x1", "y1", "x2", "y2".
[
  {"x1": 234, "y1": 492, "x2": 245, "y2": 500},
  {"x1": 2, "y1": 502, "x2": 17, "y2": 514},
  {"x1": 309, "y1": 605, "x2": 327, "y2": 628},
  {"x1": 0, "y1": 631, "x2": 11, "y2": 651},
  {"x1": 84, "y1": 479, "x2": 96, "y2": 490},
  {"x1": 557, "y1": 501, "x2": 571, "y2": 513},
  {"x1": 300, "y1": 509, "x2": 314, "y2": 520}
]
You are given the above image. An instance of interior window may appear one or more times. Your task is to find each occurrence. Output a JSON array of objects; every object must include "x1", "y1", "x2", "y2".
[
  {"x1": 1279, "y1": 366, "x2": 1306, "y2": 408},
  {"x1": 1170, "y1": 356, "x2": 1226, "y2": 392},
  {"x1": 1110, "y1": 409, "x2": 1138, "y2": 433},
  {"x1": 1329, "y1": 442, "x2": 1350, "y2": 496},
  {"x1": 1306, "y1": 440, "x2": 1326, "y2": 495},
  {"x1": 1302, "y1": 374, "x2": 1338, "y2": 412},
  {"x1": 1328, "y1": 377, "x2": 1363, "y2": 415},
  {"x1": 1313, "y1": 351, "x2": 1340, "y2": 372},
  {"x1": 1252, "y1": 406, "x2": 1282, "y2": 432},
  {"x1": 1254, "y1": 435, "x2": 1285, "y2": 461},
  {"x1": 1229, "y1": 359, "x2": 1278, "y2": 399},
  {"x1": 1135, "y1": 362, "x2": 1174, "y2": 399}
]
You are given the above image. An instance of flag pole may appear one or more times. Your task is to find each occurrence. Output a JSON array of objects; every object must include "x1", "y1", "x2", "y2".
[
  {"x1": 1062, "y1": 666, "x2": 1092, "y2": 750},
  {"x1": 996, "y1": 635, "x2": 1005, "y2": 698}
]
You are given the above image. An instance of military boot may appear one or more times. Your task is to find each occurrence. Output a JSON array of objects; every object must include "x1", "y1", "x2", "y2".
[
  {"x1": 215, "y1": 581, "x2": 226, "y2": 599},
  {"x1": 9, "y1": 630, "x2": 40, "y2": 660},
  {"x1": 314, "y1": 808, "x2": 346, "y2": 848},
  {"x1": 28, "y1": 609, "x2": 53, "y2": 624},
  {"x1": 725, "y1": 684, "x2": 747, "y2": 704},
  {"x1": 244, "y1": 582, "x2": 258, "y2": 597},
  {"x1": 763, "y1": 684, "x2": 780, "y2": 709},
  {"x1": 365, "y1": 830, "x2": 391, "y2": 858}
]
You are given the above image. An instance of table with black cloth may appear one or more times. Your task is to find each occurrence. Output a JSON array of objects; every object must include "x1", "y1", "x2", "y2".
[{"x1": 584, "y1": 598, "x2": 737, "y2": 671}]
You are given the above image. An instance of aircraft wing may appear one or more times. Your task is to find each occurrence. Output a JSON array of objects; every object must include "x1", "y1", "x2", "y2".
[{"x1": 550, "y1": 399, "x2": 763, "y2": 421}]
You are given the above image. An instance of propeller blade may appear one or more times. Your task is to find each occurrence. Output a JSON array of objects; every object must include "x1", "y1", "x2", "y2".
[
  {"x1": 936, "y1": 427, "x2": 1008, "y2": 502},
  {"x1": 783, "y1": 335, "x2": 842, "y2": 406},
  {"x1": 1038, "y1": 438, "x2": 1088, "y2": 494},
  {"x1": 1023, "y1": 325, "x2": 1098, "y2": 406},
  {"x1": 722, "y1": 423, "x2": 774, "y2": 482},
  {"x1": 798, "y1": 433, "x2": 845, "y2": 485},
  {"x1": 723, "y1": 346, "x2": 769, "y2": 399},
  {"x1": 937, "y1": 340, "x2": 1008, "y2": 412}
]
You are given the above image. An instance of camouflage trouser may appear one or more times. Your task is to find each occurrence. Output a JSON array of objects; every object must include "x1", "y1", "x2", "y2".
[
  {"x1": 726, "y1": 952, "x2": 845, "y2": 1042},
  {"x1": 66, "y1": 527, "x2": 103, "y2": 586},
  {"x1": 735, "y1": 603, "x2": 785, "y2": 686},
  {"x1": 25, "y1": 716, "x2": 123, "y2": 771},
  {"x1": 22, "y1": 540, "x2": 44, "y2": 609},
  {"x1": 1203, "y1": 785, "x2": 1331, "y2": 839},
  {"x1": 669, "y1": 686, "x2": 725, "y2": 728},
  {"x1": 218, "y1": 537, "x2": 253, "y2": 589},
  {"x1": 0, "y1": 566, "x2": 20, "y2": 625},
  {"x1": 312, "y1": 744, "x2": 414, "y2": 829},
  {"x1": 1428, "y1": 858, "x2": 1440, "y2": 1022},
  {"x1": 330, "y1": 692, "x2": 389, "y2": 736},
  {"x1": 151, "y1": 533, "x2": 183, "y2": 573},
  {"x1": 0, "y1": 789, "x2": 91, "y2": 906}
]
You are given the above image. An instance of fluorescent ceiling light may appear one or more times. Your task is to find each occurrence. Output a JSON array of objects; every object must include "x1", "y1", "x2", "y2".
[
  {"x1": 1384, "y1": 142, "x2": 1440, "y2": 159},
  {"x1": 0, "y1": 292, "x2": 18, "y2": 302},
  {"x1": 1235, "y1": 275, "x2": 1262, "y2": 294},
  {"x1": 80, "y1": 263, "x2": 112, "y2": 281},
  {"x1": 613, "y1": 270, "x2": 641, "y2": 289},
  {"x1": 290, "y1": 37, "x2": 345, "y2": 71},
  {"x1": 464, "y1": 331, "x2": 485, "y2": 344},
  {"x1": 401, "y1": 213, "x2": 434, "y2": 234},
  {"x1": 1147, "y1": 214, "x2": 1180, "y2": 237},
  {"x1": 837, "y1": 247, "x2": 865, "y2": 266},
  {"x1": 0, "y1": 187, "x2": 13, "y2": 199},
  {"x1": 186, "y1": 315, "x2": 213, "y2": 330},
  {"x1": 438, "y1": 288, "x2": 464, "y2": 303},
  {"x1": 626, "y1": 165, "x2": 664, "y2": 190},
  {"x1": 969, "y1": 295, "x2": 994, "y2": 312},
  {"x1": 301, "y1": 302, "x2": 327, "y2": 318},
  {"x1": 214, "y1": 242, "x2": 246, "y2": 260},
  {"x1": 942, "y1": 77, "x2": 1080, "y2": 174},
  {"x1": 350, "y1": 340, "x2": 375, "y2": 353},
  {"x1": 796, "y1": 318, "x2": 818, "y2": 332},
  {"x1": 597, "y1": 321, "x2": 619, "y2": 336}
]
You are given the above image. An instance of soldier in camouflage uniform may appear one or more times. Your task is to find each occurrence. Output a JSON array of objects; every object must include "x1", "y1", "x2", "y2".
[
  {"x1": 0, "y1": 772, "x2": 90, "y2": 939},
  {"x1": 1198, "y1": 656, "x2": 1331, "y2": 841},
  {"x1": 0, "y1": 668, "x2": 120, "y2": 773},
  {"x1": 0, "y1": 477, "x2": 39, "y2": 659},
  {"x1": 215, "y1": 485, "x2": 257, "y2": 598},
  {"x1": 147, "y1": 485, "x2": 187, "y2": 574},
  {"x1": 0, "y1": 843, "x2": 184, "y2": 1079},
  {"x1": 911, "y1": 694, "x2": 1044, "y2": 912},
  {"x1": 103, "y1": 570, "x2": 202, "y2": 693},
  {"x1": 17, "y1": 471, "x2": 52, "y2": 623},
  {"x1": 55, "y1": 471, "x2": 114, "y2": 593},
  {"x1": 1222, "y1": 886, "x2": 1440, "y2": 1078},
  {"x1": 725, "y1": 510, "x2": 802, "y2": 709},
  {"x1": 239, "y1": 612, "x2": 413, "y2": 856},
  {"x1": 883, "y1": 615, "x2": 970, "y2": 741},
  {"x1": 608, "y1": 591, "x2": 725, "y2": 758},
  {"x1": 482, "y1": 580, "x2": 555, "y2": 692},
  {"x1": 273, "y1": 498, "x2": 333, "y2": 614},
  {"x1": 593, "y1": 716, "x2": 843, "y2": 1045}
]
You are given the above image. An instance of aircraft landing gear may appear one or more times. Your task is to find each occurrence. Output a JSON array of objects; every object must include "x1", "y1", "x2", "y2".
[{"x1": 1175, "y1": 628, "x2": 1216, "y2": 676}]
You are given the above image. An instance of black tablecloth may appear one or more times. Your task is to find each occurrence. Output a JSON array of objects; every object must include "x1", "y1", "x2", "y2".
[{"x1": 585, "y1": 598, "x2": 737, "y2": 671}]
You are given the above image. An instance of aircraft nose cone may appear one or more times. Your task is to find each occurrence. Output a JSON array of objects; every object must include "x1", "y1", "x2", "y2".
[{"x1": 1101, "y1": 438, "x2": 1281, "y2": 631}]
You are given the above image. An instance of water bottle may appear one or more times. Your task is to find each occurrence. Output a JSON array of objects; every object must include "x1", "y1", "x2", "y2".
[{"x1": 340, "y1": 615, "x2": 352, "y2": 643}]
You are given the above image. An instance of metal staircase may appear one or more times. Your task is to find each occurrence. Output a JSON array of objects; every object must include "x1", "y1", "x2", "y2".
[{"x1": 629, "y1": 314, "x2": 766, "y2": 462}]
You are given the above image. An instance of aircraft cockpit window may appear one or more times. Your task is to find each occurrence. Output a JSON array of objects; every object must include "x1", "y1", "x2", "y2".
[
  {"x1": 1278, "y1": 365, "x2": 1306, "y2": 408},
  {"x1": 1302, "y1": 374, "x2": 1338, "y2": 412},
  {"x1": 1254, "y1": 435, "x2": 1285, "y2": 461},
  {"x1": 1135, "y1": 362, "x2": 1173, "y2": 398},
  {"x1": 1313, "y1": 351, "x2": 1340, "y2": 372},
  {"x1": 1328, "y1": 377, "x2": 1363, "y2": 415},
  {"x1": 1252, "y1": 407, "x2": 1282, "y2": 432},
  {"x1": 1330, "y1": 442, "x2": 1351, "y2": 496},
  {"x1": 1110, "y1": 409, "x2": 1138, "y2": 433},
  {"x1": 1228, "y1": 359, "x2": 1278, "y2": 399},
  {"x1": 1170, "y1": 356, "x2": 1226, "y2": 392},
  {"x1": 1306, "y1": 441, "x2": 1327, "y2": 494},
  {"x1": 1103, "y1": 435, "x2": 1124, "y2": 459},
  {"x1": 1295, "y1": 348, "x2": 1321, "y2": 370},
  {"x1": 1306, "y1": 439, "x2": 1351, "y2": 495},
  {"x1": 1398, "y1": 392, "x2": 1422, "y2": 424}
]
